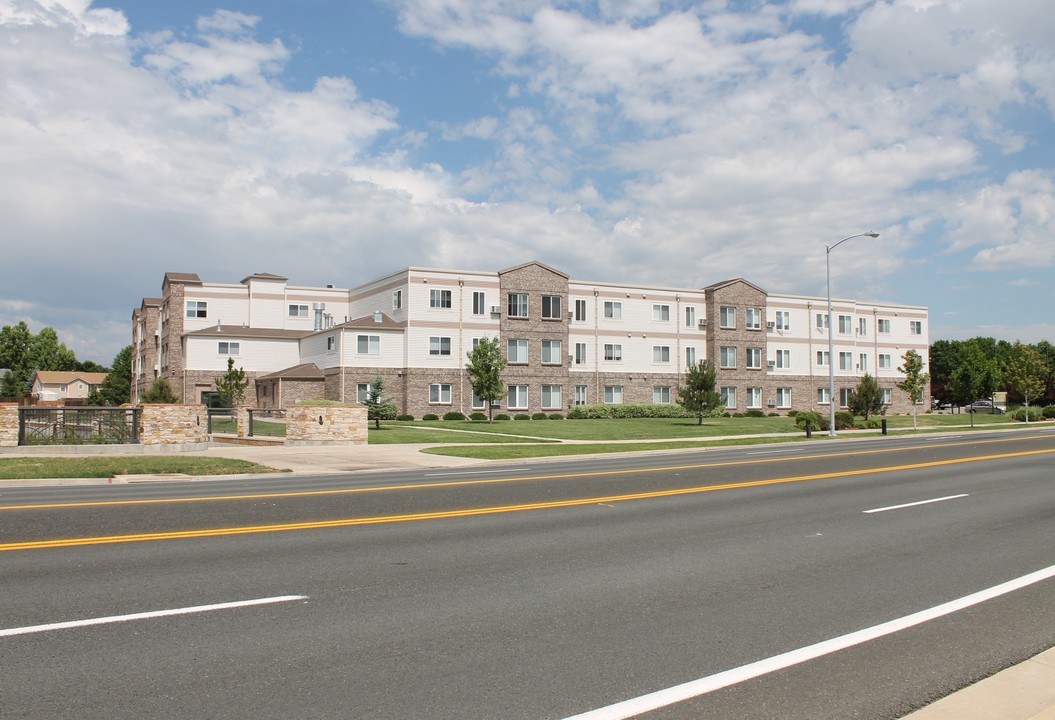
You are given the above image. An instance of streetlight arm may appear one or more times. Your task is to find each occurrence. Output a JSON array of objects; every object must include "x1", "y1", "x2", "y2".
[{"x1": 827, "y1": 231, "x2": 880, "y2": 254}]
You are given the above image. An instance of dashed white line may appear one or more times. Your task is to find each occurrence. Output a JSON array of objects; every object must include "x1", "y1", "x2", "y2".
[
  {"x1": 863, "y1": 494, "x2": 969, "y2": 514},
  {"x1": 0, "y1": 595, "x2": 307, "y2": 638},
  {"x1": 423, "y1": 468, "x2": 523, "y2": 477}
]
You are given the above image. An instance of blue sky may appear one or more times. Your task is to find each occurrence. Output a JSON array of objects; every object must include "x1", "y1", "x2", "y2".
[{"x1": 1, "y1": 0, "x2": 1053, "y2": 365}]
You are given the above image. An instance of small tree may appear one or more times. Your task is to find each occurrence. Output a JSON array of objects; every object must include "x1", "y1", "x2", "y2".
[
  {"x1": 849, "y1": 373, "x2": 884, "y2": 420},
  {"x1": 897, "y1": 350, "x2": 930, "y2": 430},
  {"x1": 466, "y1": 336, "x2": 506, "y2": 422},
  {"x1": 215, "y1": 357, "x2": 249, "y2": 407},
  {"x1": 677, "y1": 360, "x2": 723, "y2": 425},
  {"x1": 363, "y1": 375, "x2": 397, "y2": 429},
  {"x1": 99, "y1": 345, "x2": 133, "y2": 405},
  {"x1": 141, "y1": 378, "x2": 179, "y2": 403},
  {"x1": 1004, "y1": 341, "x2": 1046, "y2": 424}
]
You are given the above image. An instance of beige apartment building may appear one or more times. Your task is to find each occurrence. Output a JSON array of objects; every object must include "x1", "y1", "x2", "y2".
[{"x1": 131, "y1": 263, "x2": 930, "y2": 416}]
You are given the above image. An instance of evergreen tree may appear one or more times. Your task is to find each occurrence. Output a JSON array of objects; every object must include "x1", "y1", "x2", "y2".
[
  {"x1": 141, "y1": 378, "x2": 179, "y2": 403},
  {"x1": 677, "y1": 360, "x2": 722, "y2": 425},
  {"x1": 850, "y1": 373, "x2": 884, "y2": 420},
  {"x1": 215, "y1": 357, "x2": 249, "y2": 407},
  {"x1": 99, "y1": 345, "x2": 133, "y2": 405},
  {"x1": 466, "y1": 336, "x2": 506, "y2": 422},
  {"x1": 363, "y1": 375, "x2": 397, "y2": 429}
]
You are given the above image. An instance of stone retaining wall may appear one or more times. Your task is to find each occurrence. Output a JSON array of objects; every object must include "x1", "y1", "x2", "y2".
[
  {"x1": 286, "y1": 404, "x2": 368, "y2": 445},
  {"x1": 139, "y1": 403, "x2": 209, "y2": 445}
]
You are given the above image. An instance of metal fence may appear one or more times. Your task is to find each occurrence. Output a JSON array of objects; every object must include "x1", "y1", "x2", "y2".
[
  {"x1": 18, "y1": 406, "x2": 140, "y2": 446},
  {"x1": 205, "y1": 408, "x2": 286, "y2": 437}
]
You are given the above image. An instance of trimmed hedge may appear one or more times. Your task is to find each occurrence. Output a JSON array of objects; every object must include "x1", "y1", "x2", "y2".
[
  {"x1": 548, "y1": 413, "x2": 564, "y2": 420},
  {"x1": 422, "y1": 413, "x2": 439, "y2": 421},
  {"x1": 1044, "y1": 405, "x2": 1055, "y2": 419},
  {"x1": 531, "y1": 412, "x2": 548, "y2": 420},
  {"x1": 469, "y1": 412, "x2": 488, "y2": 421},
  {"x1": 493, "y1": 414, "x2": 511, "y2": 421},
  {"x1": 567, "y1": 403, "x2": 694, "y2": 419},
  {"x1": 442, "y1": 411, "x2": 466, "y2": 421},
  {"x1": 396, "y1": 414, "x2": 414, "y2": 421},
  {"x1": 514, "y1": 413, "x2": 531, "y2": 420}
]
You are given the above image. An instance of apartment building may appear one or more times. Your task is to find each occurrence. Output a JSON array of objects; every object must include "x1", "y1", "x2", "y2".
[{"x1": 131, "y1": 262, "x2": 930, "y2": 416}]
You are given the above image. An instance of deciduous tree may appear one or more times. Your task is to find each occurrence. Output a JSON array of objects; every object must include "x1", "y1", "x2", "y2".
[
  {"x1": 897, "y1": 350, "x2": 930, "y2": 430},
  {"x1": 677, "y1": 360, "x2": 722, "y2": 425},
  {"x1": 1004, "y1": 341, "x2": 1046, "y2": 422},
  {"x1": 215, "y1": 357, "x2": 249, "y2": 407},
  {"x1": 466, "y1": 336, "x2": 506, "y2": 422}
]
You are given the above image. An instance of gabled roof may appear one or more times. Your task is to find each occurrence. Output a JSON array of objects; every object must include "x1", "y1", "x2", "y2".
[
  {"x1": 241, "y1": 272, "x2": 288, "y2": 283},
  {"x1": 337, "y1": 312, "x2": 406, "y2": 330},
  {"x1": 184, "y1": 326, "x2": 311, "y2": 339},
  {"x1": 163, "y1": 272, "x2": 202, "y2": 285},
  {"x1": 498, "y1": 260, "x2": 569, "y2": 279},
  {"x1": 32, "y1": 371, "x2": 108, "y2": 385},
  {"x1": 704, "y1": 277, "x2": 768, "y2": 295},
  {"x1": 257, "y1": 363, "x2": 324, "y2": 381}
]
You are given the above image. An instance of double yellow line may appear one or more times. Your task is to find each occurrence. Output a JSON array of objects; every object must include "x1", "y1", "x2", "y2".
[{"x1": 2, "y1": 446, "x2": 1052, "y2": 552}]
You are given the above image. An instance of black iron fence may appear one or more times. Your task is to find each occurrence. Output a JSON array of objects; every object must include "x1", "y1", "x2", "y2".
[
  {"x1": 18, "y1": 407, "x2": 140, "y2": 446},
  {"x1": 205, "y1": 408, "x2": 286, "y2": 437}
]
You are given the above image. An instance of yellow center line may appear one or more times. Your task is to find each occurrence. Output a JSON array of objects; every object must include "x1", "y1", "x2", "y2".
[
  {"x1": 2, "y1": 447, "x2": 1052, "y2": 553},
  {"x1": 2, "y1": 433, "x2": 1051, "y2": 512}
]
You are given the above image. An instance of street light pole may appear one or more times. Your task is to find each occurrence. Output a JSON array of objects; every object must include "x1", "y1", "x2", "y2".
[{"x1": 826, "y1": 231, "x2": 880, "y2": 437}]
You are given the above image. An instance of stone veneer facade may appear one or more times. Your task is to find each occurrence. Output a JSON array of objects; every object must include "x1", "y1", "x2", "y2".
[
  {"x1": 0, "y1": 404, "x2": 18, "y2": 447},
  {"x1": 286, "y1": 404, "x2": 368, "y2": 445},
  {"x1": 139, "y1": 403, "x2": 209, "y2": 445}
]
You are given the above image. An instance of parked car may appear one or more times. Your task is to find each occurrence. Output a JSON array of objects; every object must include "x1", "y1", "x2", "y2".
[{"x1": 969, "y1": 400, "x2": 1003, "y2": 414}]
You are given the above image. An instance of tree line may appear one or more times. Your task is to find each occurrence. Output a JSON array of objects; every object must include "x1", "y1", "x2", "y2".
[{"x1": 930, "y1": 338, "x2": 1053, "y2": 409}]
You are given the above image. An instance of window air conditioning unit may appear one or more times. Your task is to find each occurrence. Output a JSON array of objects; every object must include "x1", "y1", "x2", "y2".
[
  {"x1": 698, "y1": 319, "x2": 708, "y2": 328},
  {"x1": 766, "y1": 321, "x2": 775, "y2": 328},
  {"x1": 767, "y1": 360, "x2": 776, "y2": 368},
  {"x1": 767, "y1": 399, "x2": 776, "y2": 408},
  {"x1": 490, "y1": 305, "x2": 501, "y2": 314}
]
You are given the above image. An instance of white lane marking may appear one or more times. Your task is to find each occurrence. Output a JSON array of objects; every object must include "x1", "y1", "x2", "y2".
[
  {"x1": 423, "y1": 468, "x2": 523, "y2": 477},
  {"x1": 561, "y1": 564, "x2": 1055, "y2": 720},
  {"x1": 863, "y1": 494, "x2": 969, "y2": 514},
  {"x1": 746, "y1": 449, "x2": 801, "y2": 456},
  {"x1": 0, "y1": 595, "x2": 307, "y2": 638}
]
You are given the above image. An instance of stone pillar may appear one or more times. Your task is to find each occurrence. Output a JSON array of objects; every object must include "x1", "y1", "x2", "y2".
[
  {"x1": 0, "y1": 404, "x2": 18, "y2": 447},
  {"x1": 286, "y1": 404, "x2": 368, "y2": 445},
  {"x1": 235, "y1": 405, "x2": 251, "y2": 438},
  {"x1": 139, "y1": 404, "x2": 208, "y2": 445}
]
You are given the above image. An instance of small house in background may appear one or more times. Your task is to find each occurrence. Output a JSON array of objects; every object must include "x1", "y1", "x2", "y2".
[{"x1": 30, "y1": 371, "x2": 108, "y2": 401}]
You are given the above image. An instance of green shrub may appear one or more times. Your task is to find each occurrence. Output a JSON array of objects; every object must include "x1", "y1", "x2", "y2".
[
  {"x1": 469, "y1": 412, "x2": 487, "y2": 421},
  {"x1": 442, "y1": 411, "x2": 466, "y2": 421},
  {"x1": 1011, "y1": 406, "x2": 1043, "y2": 422},
  {"x1": 788, "y1": 410, "x2": 799, "y2": 417},
  {"x1": 493, "y1": 413, "x2": 511, "y2": 421},
  {"x1": 768, "y1": 412, "x2": 779, "y2": 417},
  {"x1": 794, "y1": 411, "x2": 828, "y2": 432},
  {"x1": 835, "y1": 411, "x2": 854, "y2": 430},
  {"x1": 514, "y1": 413, "x2": 531, "y2": 420},
  {"x1": 856, "y1": 418, "x2": 882, "y2": 429},
  {"x1": 396, "y1": 414, "x2": 414, "y2": 421},
  {"x1": 1043, "y1": 405, "x2": 1055, "y2": 419},
  {"x1": 531, "y1": 412, "x2": 548, "y2": 420},
  {"x1": 744, "y1": 409, "x2": 766, "y2": 418},
  {"x1": 422, "y1": 413, "x2": 439, "y2": 421},
  {"x1": 565, "y1": 403, "x2": 693, "y2": 420},
  {"x1": 548, "y1": 413, "x2": 564, "y2": 420}
]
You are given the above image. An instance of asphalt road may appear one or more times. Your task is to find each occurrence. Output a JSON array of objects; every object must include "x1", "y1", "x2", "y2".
[{"x1": 2, "y1": 428, "x2": 1054, "y2": 719}]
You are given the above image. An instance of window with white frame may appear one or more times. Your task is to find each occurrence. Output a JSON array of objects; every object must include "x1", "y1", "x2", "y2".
[
  {"x1": 542, "y1": 295, "x2": 562, "y2": 320},
  {"x1": 392, "y1": 290, "x2": 403, "y2": 310},
  {"x1": 816, "y1": 313, "x2": 829, "y2": 330},
  {"x1": 839, "y1": 351, "x2": 853, "y2": 370},
  {"x1": 574, "y1": 342, "x2": 587, "y2": 365},
  {"x1": 910, "y1": 320, "x2": 923, "y2": 335},
  {"x1": 817, "y1": 387, "x2": 831, "y2": 404},
  {"x1": 720, "y1": 306, "x2": 736, "y2": 329},
  {"x1": 839, "y1": 315, "x2": 852, "y2": 334},
  {"x1": 840, "y1": 388, "x2": 853, "y2": 407},
  {"x1": 652, "y1": 304, "x2": 670, "y2": 322},
  {"x1": 575, "y1": 385, "x2": 588, "y2": 405},
  {"x1": 429, "y1": 336, "x2": 451, "y2": 356},
  {"x1": 685, "y1": 306, "x2": 695, "y2": 327},
  {"x1": 720, "y1": 386, "x2": 737, "y2": 409},
  {"x1": 746, "y1": 347, "x2": 762, "y2": 369},
  {"x1": 653, "y1": 386, "x2": 671, "y2": 404},
  {"x1": 288, "y1": 304, "x2": 308, "y2": 318},
  {"x1": 746, "y1": 387, "x2": 762, "y2": 408},
  {"x1": 508, "y1": 292, "x2": 528, "y2": 318},
  {"x1": 327, "y1": 336, "x2": 336, "y2": 351},
  {"x1": 429, "y1": 383, "x2": 451, "y2": 404},
  {"x1": 859, "y1": 353, "x2": 868, "y2": 372},
  {"x1": 719, "y1": 346, "x2": 736, "y2": 368},
  {"x1": 604, "y1": 343, "x2": 622, "y2": 361},
  {"x1": 574, "y1": 299, "x2": 587, "y2": 322},
  {"x1": 507, "y1": 385, "x2": 528, "y2": 409},
  {"x1": 603, "y1": 300, "x2": 622, "y2": 319},
  {"x1": 745, "y1": 307, "x2": 762, "y2": 330},
  {"x1": 507, "y1": 339, "x2": 528, "y2": 364},
  {"x1": 882, "y1": 388, "x2": 893, "y2": 404},
  {"x1": 858, "y1": 317, "x2": 867, "y2": 336},
  {"x1": 357, "y1": 335, "x2": 379, "y2": 355},
  {"x1": 471, "y1": 390, "x2": 485, "y2": 409},
  {"x1": 653, "y1": 345, "x2": 670, "y2": 363},
  {"x1": 430, "y1": 289, "x2": 451, "y2": 309},
  {"x1": 777, "y1": 387, "x2": 792, "y2": 408},
  {"x1": 186, "y1": 301, "x2": 207, "y2": 318},
  {"x1": 356, "y1": 383, "x2": 373, "y2": 403},
  {"x1": 878, "y1": 318, "x2": 891, "y2": 333},
  {"x1": 542, "y1": 339, "x2": 563, "y2": 364},
  {"x1": 218, "y1": 341, "x2": 239, "y2": 355},
  {"x1": 472, "y1": 291, "x2": 486, "y2": 315},
  {"x1": 541, "y1": 385, "x2": 562, "y2": 409},
  {"x1": 816, "y1": 350, "x2": 829, "y2": 367},
  {"x1": 686, "y1": 346, "x2": 696, "y2": 368},
  {"x1": 879, "y1": 353, "x2": 892, "y2": 369},
  {"x1": 775, "y1": 310, "x2": 790, "y2": 330},
  {"x1": 603, "y1": 385, "x2": 623, "y2": 404},
  {"x1": 775, "y1": 349, "x2": 790, "y2": 369}
]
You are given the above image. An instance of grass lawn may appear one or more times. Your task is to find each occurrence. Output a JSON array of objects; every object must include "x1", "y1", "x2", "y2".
[
  {"x1": 382, "y1": 416, "x2": 802, "y2": 440},
  {"x1": 422, "y1": 435, "x2": 810, "y2": 459},
  {"x1": 0, "y1": 456, "x2": 280, "y2": 480},
  {"x1": 209, "y1": 418, "x2": 287, "y2": 437},
  {"x1": 368, "y1": 425, "x2": 555, "y2": 444}
]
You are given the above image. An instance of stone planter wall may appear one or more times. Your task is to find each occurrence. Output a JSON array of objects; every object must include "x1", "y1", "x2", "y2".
[
  {"x1": 286, "y1": 404, "x2": 368, "y2": 445},
  {"x1": 0, "y1": 404, "x2": 17, "y2": 447},
  {"x1": 139, "y1": 403, "x2": 208, "y2": 445}
]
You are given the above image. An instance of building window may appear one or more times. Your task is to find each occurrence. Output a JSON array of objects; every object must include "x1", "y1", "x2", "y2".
[
  {"x1": 508, "y1": 384, "x2": 528, "y2": 409},
  {"x1": 839, "y1": 352, "x2": 853, "y2": 370},
  {"x1": 653, "y1": 386, "x2": 671, "y2": 404},
  {"x1": 604, "y1": 385, "x2": 623, "y2": 404},
  {"x1": 218, "y1": 341, "x2": 239, "y2": 355},
  {"x1": 541, "y1": 385, "x2": 562, "y2": 409},
  {"x1": 816, "y1": 313, "x2": 829, "y2": 330},
  {"x1": 775, "y1": 311, "x2": 790, "y2": 331},
  {"x1": 603, "y1": 300, "x2": 622, "y2": 319},
  {"x1": 777, "y1": 387, "x2": 792, "y2": 408},
  {"x1": 686, "y1": 346, "x2": 696, "y2": 368},
  {"x1": 575, "y1": 386, "x2": 588, "y2": 405},
  {"x1": 746, "y1": 387, "x2": 762, "y2": 408},
  {"x1": 429, "y1": 336, "x2": 452, "y2": 356},
  {"x1": 508, "y1": 292, "x2": 529, "y2": 318},
  {"x1": 356, "y1": 383, "x2": 373, "y2": 403},
  {"x1": 357, "y1": 335, "x2": 380, "y2": 355},
  {"x1": 858, "y1": 317, "x2": 867, "y2": 336},
  {"x1": 685, "y1": 306, "x2": 695, "y2": 327},
  {"x1": 879, "y1": 354, "x2": 892, "y2": 369},
  {"x1": 652, "y1": 304, "x2": 670, "y2": 322},
  {"x1": 186, "y1": 301, "x2": 207, "y2": 318},
  {"x1": 745, "y1": 307, "x2": 762, "y2": 330},
  {"x1": 392, "y1": 290, "x2": 403, "y2": 310},
  {"x1": 471, "y1": 390, "x2": 485, "y2": 409},
  {"x1": 326, "y1": 336, "x2": 336, "y2": 351},
  {"x1": 604, "y1": 343, "x2": 622, "y2": 361},
  {"x1": 775, "y1": 349, "x2": 790, "y2": 369},
  {"x1": 507, "y1": 339, "x2": 528, "y2": 364},
  {"x1": 472, "y1": 291, "x2": 486, "y2": 315},
  {"x1": 288, "y1": 304, "x2": 308, "y2": 318},
  {"x1": 653, "y1": 345, "x2": 670, "y2": 363},
  {"x1": 816, "y1": 350, "x2": 829, "y2": 367},
  {"x1": 542, "y1": 339, "x2": 563, "y2": 364},
  {"x1": 720, "y1": 306, "x2": 736, "y2": 329},
  {"x1": 719, "y1": 346, "x2": 736, "y2": 369},
  {"x1": 542, "y1": 295, "x2": 562, "y2": 320},
  {"x1": 430, "y1": 289, "x2": 452, "y2": 309},
  {"x1": 882, "y1": 388, "x2": 893, "y2": 404},
  {"x1": 859, "y1": 353, "x2": 868, "y2": 372},
  {"x1": 910, "y1": 320, "x2": 923, "y2": 335},
  {"x1": 574, "y1": 342, "x2": 587, "y2": 365},
  {"x1": 878, "y1": 318, "x2": 891, "y2": 333},
  {"x1": 838, "y1": 315, "x2": 852, "y2": 334},
  {"x1": 746, "y1": 347, "x2": 762, "y2": 369},
  {"x1": 817, "y1": 387, "x2": 831, "y2": 404},
  {"x1": 840, "y1": 388, "x2": 853, "y2": 408},
  {"x1": 720, "y1": 386, "x2": 736, "y2": 409},
  {"x1": 574, "y1": 299, "x2": 587, "y2": 322},
  {"x1": 429, "y1": 383, "x2": 452, "y2": 404}
]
